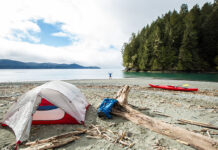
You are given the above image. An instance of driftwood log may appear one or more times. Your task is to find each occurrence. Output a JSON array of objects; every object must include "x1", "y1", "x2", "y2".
[
  {"x1": 21, "y1": 129, "x2": 86, "y2": 150},
  {"x1": 109, "y1": 85, "x2": 218, "y2": 150}
]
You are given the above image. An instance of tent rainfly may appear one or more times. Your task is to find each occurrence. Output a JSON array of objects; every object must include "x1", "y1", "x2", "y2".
[{"x1": 1, "y1": 80, "x2": 89, "y2": 144}]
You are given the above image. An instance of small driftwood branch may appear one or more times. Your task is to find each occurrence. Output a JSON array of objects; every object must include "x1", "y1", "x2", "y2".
[
  {"x1": 210, "y1": 131, "x2": 218, "y2": 135},
  {"x1": 178, "y1": 119, "x2": 218, "y2": 130},
  {"x1": 110, "y1": 85, "x2": 218, "y2": 150},
  {"x1": 86, "y1": 135, "x2": 101, "y2": 139},
  {"x1": 22, "y1": 129, "x2": 86, "y2": 150},
  {"x1": 87, "y1": 124, "x2": 134, "y2": 148},
  {"x1": 193, "y1": 129, "x2": 218, "y2": 136},
  {"x1": 207, "y1": 130, "x2": 212, "y2": 138},
  {"x1": 153, "y1": 111, "x2": 170, "y2": 117},
  {"x1": 22, "y1": 136, "x2": 80, "y2": 150}
]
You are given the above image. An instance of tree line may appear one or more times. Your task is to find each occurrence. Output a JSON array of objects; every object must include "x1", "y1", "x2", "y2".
[{"x1": 122, "y1": 1, "x2": 218, "y2": 72}]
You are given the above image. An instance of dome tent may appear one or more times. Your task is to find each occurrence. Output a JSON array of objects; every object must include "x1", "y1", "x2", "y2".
[{"x1": 1, "y1": 81, "x2": 89, "y2": 143}]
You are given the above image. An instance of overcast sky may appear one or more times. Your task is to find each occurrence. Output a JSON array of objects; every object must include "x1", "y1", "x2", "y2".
[{"x1": 0, "y1": 0, "x2": 213, "y2": 68}]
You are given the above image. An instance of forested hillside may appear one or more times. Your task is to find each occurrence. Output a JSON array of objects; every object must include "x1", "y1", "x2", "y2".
[{"x1": 122, "y1": 1, "x2": 218, "y2": 72}]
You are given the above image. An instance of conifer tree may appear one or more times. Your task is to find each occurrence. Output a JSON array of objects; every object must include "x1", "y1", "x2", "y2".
[
  {"x1": 201, "y1": 1, "x2": 218, "y2": 70},
  {"x1": 178, "y1": 5, "x2": 201, "y2": 71},
  {"x1": 122, "y1": 1, "x2": 217, "y2": 72}
]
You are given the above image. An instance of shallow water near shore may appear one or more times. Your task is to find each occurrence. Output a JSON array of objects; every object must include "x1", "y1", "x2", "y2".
[
  {"x1": 0, "y1": 69, "x2": 217, "y2": 82},
  {"x1": 124, "y1": 71, "x2": 218, "y2": 82}
]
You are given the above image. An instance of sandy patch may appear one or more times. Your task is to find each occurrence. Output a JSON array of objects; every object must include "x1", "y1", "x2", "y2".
[{"x1": 0, "y1": 78, "x2": 217, "y2": 150}]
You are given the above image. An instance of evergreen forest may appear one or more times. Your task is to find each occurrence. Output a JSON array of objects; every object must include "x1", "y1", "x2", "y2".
[{"x1": 122, "y1": 1, "x2": 218, "y2": 72}]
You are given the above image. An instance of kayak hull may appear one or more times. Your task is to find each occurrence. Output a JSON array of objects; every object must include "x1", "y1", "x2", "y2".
[{"x1": 149, "y1": 84, "x2": 198, "y2": 91}]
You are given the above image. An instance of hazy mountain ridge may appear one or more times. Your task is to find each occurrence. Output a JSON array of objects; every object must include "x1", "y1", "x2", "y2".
[{"x1": 0, "y1": 59, "x2": 100, "y2": 69}]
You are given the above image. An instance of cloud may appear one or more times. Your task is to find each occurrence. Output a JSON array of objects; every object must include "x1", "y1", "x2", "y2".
[
  {"x1": 52, "y1": 32, "x2": 69, "y2": 37},
  {"x1": 0, "y1": 38, "x2": 122, "y2": 68},
  {"x1": 0, "y1": 0, "x2": 213, "y2": 68}
]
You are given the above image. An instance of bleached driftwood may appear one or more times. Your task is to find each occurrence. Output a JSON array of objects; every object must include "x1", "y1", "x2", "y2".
[
  {"x1": 21, "y1": 129, "x2": 86, "y2": 150},
  {"x1": 178, "y1": 119, "x2": 218, "y2": 130},
  {"x1": 22, "y1": 136, "x2": 80, "y2": 150},
  {"x1": 109, "y1": 85, "x2": 218, "y2": 150}
]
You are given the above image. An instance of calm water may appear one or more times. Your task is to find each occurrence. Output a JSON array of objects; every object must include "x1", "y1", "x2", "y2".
[
  {"x1": 0, "y1": 69, "x2": 217, "y2": 82},
  {"x1": 124, "y1": 72, "x2": 218, "y2": 82}
]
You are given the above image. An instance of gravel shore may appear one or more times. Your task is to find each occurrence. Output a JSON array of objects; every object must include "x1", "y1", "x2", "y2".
[{"x1": 0, "y1": 78, "x2": 217, "y2": 150}]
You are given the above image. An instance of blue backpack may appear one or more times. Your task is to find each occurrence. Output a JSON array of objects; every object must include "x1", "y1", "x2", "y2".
[{"x1": 97, "y1": 98, "x2": 118, "y2": 119}]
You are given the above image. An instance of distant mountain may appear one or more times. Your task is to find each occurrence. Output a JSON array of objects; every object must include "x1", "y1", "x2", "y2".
[{"x1": 0, "y1": 59, "x2": 100, "y2": 69}]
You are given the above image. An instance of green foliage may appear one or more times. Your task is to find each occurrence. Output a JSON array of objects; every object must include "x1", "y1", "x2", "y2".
[
  {"x1": 122, "y1": 1, "x2": 218, "y2": 72},
  {"x1": 177, "y1": 5, "x2": 201, "y2": 71},
  {"x1": 180, "y1": 4, "x2": 188, "y2": 15}
]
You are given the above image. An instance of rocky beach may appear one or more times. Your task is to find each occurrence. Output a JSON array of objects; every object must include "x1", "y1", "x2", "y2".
[{"x1": 0, "y1": 78, "x2": 217, "y2": 150}]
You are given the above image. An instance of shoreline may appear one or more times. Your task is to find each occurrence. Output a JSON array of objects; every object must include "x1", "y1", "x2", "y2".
[
  {"x1": 125, "y1": 70, "x2": 218, "y2": 73},
  {"x1": 0, "y1": 76, "x2": 217, "y2": 84},
  {"x1": 0, "y1": 77, "x2": 217, "y2": 89},
  {"x1": 0, "y1": 78, "x2": 217, "y2": 149}
]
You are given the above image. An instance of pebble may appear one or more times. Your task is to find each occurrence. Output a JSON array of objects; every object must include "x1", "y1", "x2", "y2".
[{"x1": 0, "y1": 104, "x2": 6, "y2": 107}]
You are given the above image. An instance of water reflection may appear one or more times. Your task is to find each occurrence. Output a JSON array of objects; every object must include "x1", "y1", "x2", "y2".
[{"x1": 123, "y1": 71, "x2": 218, "y2": 82}]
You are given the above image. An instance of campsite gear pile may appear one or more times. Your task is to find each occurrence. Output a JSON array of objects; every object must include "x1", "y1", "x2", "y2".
[{"x1": 1, "y1": 81, "x2": 89, "y2": 144}]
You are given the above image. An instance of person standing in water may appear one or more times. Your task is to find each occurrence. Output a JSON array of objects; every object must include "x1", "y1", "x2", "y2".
[{"x1": 108, "y1": 73, "x2": 112, "y2": 79}]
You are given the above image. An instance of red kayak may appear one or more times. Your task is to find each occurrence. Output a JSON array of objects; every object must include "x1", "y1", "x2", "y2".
[{"x1": 149, "y1": 84, "x2": 198, "y2": 91}]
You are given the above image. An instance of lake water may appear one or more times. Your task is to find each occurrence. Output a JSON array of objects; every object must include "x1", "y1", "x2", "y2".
[{"x1": 0, "y1": 69, "x2": 217, "y2": 82}]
